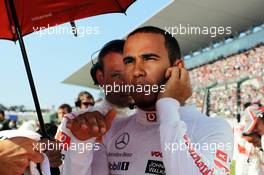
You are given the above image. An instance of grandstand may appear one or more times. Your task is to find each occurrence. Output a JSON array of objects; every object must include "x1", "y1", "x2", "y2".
[{"x1": 188, "y1": 42, "x2": 264, "y2": 118}]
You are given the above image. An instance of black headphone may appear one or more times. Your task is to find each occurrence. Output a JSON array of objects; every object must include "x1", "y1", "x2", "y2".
[
  {"x1": 90, "y1": 39, "x2": 125, "y2": 86},
  {"x1": 90, "y1": 62, "x2": 100, "y2": 85}
]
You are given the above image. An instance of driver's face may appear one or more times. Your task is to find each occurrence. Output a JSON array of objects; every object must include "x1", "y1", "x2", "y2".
[
  {"x1": 123, "y1": 33, "x2": 170, "y2": 109},
  {"x1": 102, "y1": 52, "x2": 133, "y2": 107}
]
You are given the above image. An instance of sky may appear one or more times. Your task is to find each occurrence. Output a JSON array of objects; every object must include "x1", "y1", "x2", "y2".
[{"x1": 0, "y1": 0, "x2": 172, "y2": 110}]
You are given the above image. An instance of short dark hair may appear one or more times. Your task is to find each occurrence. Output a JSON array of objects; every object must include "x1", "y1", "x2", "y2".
[
  {"x1": 58, "y1": 104, "x2": 72, "y2": 113},
  {"x1": 0, "y1": 110, "x2": 4, "y2": 116},
  {"x1": 98, "y1": 39, "x2": 125, "y2": 70},
  {"x1": 127, "y1": 26, "x2": 181, "y2": 64},
  {"x1": 90, "y1": 39, "x2": 125, "y2": 85}
]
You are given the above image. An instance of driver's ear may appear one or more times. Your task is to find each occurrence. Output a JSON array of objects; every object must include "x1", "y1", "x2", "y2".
[
  {"x1": 96, "y1": 70, "x2": 104, "y2": 86},
  {"x1": 173, "y1": 59, "x2": 185, "y2": 68}
]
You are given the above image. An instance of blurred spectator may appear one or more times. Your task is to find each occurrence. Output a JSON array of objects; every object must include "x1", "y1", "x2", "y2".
[
  {"x1": 0, "y1": 110, "x2": 10, "y2": 131},
  {"x1": 57, "y1": 103, "x2": 72, "y2": 122},
  {"x1": 209, "y1": 84, "x2": 237, "y2": 117},
  {"x1": 189, "y1": 44, "x2": 264, "y2": 118},
  {"x1": 235, "y1": 104, "x2": 264, "y2": 175},
  {"x1": 190, "y1": 45, "x2": 264, "y2": 90},
  {"x1": 75, "y1": 91, "x2": 94, "y2": 110},
  {"x1": 8, "y1": 120, "x2": 17, "y2": 130}
]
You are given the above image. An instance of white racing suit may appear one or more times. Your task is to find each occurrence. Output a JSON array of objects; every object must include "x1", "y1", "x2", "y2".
[
  {"x1": 236, "y1": 138, "x2": 264, "y2": 175},
  {"x1": 56, "y1": 98, "x2": 234, "y2": 175}
]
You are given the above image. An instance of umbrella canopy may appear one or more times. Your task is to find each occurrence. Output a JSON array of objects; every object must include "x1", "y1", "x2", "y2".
[
  {"x1": 0, "y1": 0, "x2": 136, "y2": 137},
  {"x1": 0, "y1": 0, "x2": 135, "y2": 40}
]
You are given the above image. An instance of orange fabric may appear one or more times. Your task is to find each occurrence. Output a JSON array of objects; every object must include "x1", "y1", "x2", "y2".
[
  {"x1": 237, "y1": 143, "x2": 251, "y2": 156},
  {"x1": 238, "y1": 144, "x2": 246, "y2": 154}
]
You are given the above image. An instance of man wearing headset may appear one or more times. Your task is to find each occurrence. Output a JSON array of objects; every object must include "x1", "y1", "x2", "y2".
[
  {"x1": 56, "y1": 39, "x2": 135, "y2": 175},
  {"x1": 58, "y1": 26, "x2": 233, "y2": 175}
]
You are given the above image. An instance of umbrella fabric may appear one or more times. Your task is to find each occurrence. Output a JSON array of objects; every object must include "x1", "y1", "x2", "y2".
[{"x1": 0, "y1": 0, "x2": 135, "y2": 41}]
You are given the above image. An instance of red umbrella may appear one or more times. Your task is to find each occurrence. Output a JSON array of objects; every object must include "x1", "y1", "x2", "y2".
[{"x1": 1, "y1": 0, "x2": 136, "y2": 137}]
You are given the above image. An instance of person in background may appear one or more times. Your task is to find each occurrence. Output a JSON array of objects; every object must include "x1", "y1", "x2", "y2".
[
  {"x1": 56, "y1": 39, "x2": 135, "y2": 175},
  {"x1": 75, "y1": 91, "x2": 95, "y2": 110},
  {"x1": 9, "y1": 120, "x2": 17, "y2": 130},
  {"x1": 238, "y1": 103, "x2": 264, "y2": 175},
  {"x1": 243, "y1": 103, "x2": 264, "y2": 146},
  {"x1": 57, "y1": 104, "x2": 72, "y2": 123},
  {"x1": 0, "y1": 110, "x2": 10, "y2": 131}
]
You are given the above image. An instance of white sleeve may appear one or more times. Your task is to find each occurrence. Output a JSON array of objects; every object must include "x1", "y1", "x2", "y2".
[
  {"x1": 55, "y1": 117, "x2": 96, "y2": 175},
  {"x1": 91, "y1": 143, "x2": 109, "y2": 175},
  {"x1": 157, "y1": 98, "x2": 233, "y2": 175}
]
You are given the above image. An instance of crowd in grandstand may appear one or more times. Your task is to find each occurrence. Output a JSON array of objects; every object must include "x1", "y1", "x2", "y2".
[
  {"x1": 186, "y1": 43, "x2": 264, "y2": 174},
  {"x1": 189, "y1": 43, "x2": 264, "y2": 118}
]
